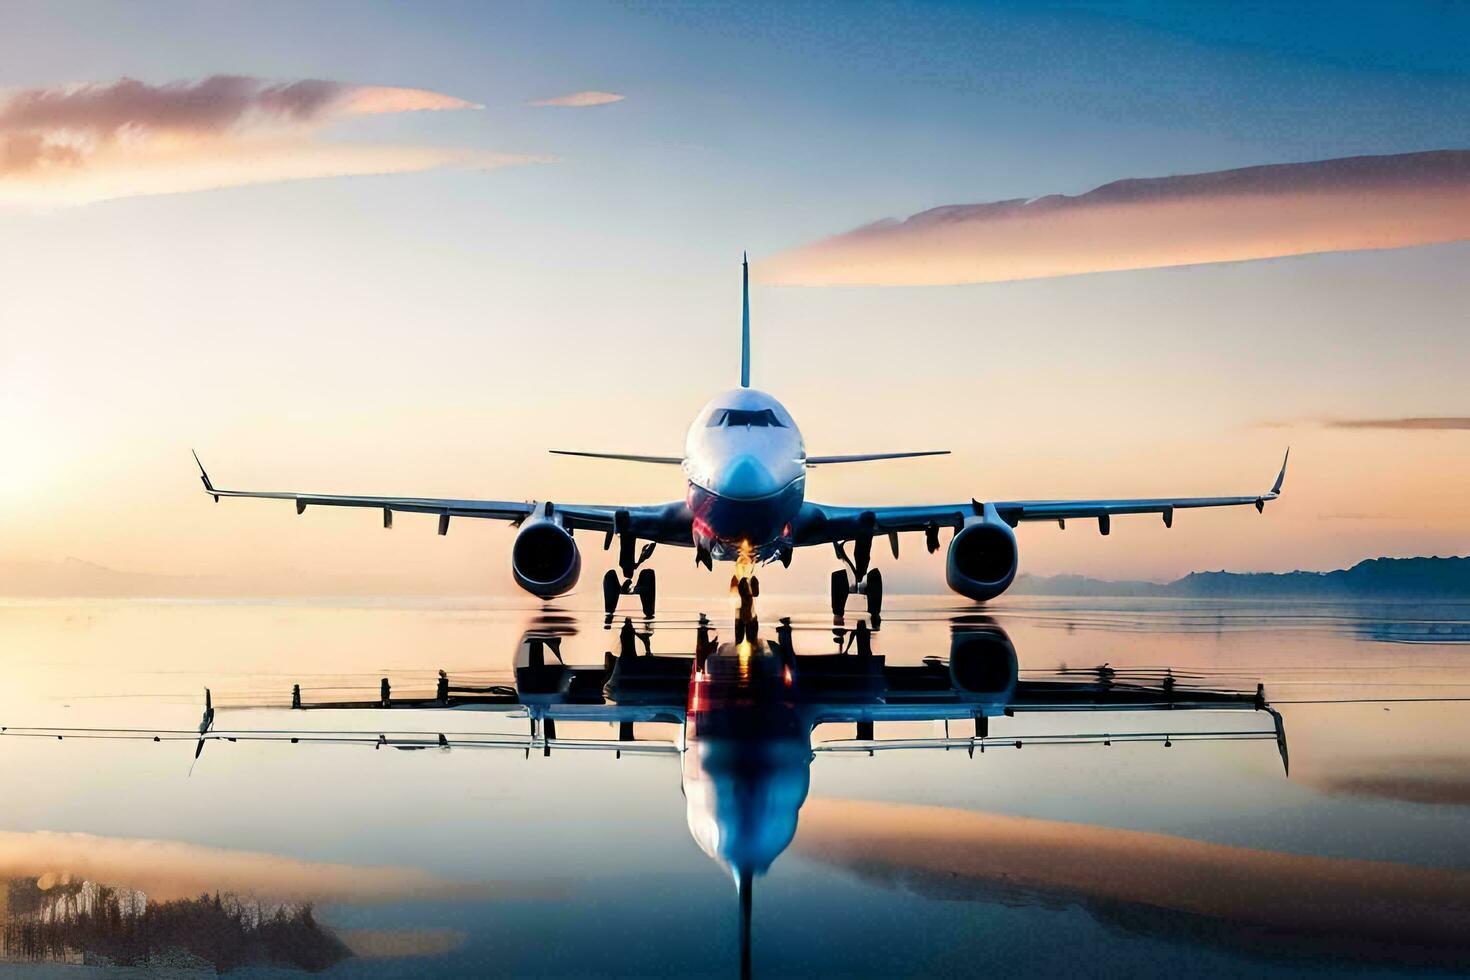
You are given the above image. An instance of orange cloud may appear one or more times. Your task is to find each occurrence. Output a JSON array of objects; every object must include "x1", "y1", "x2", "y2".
[
  {"x1": 1327, "y1": 417, "x2": 1470, "y2": 430},
  {"x1": 0, "y1": 75, "x2": 540, "y2": 206},
  {"x1": 1301, "y1": 757, "x2": 1470, "y2": 806},
  {"x1": 0, "y1": 829, "x2": 491, "y2": 904},
  {"x1": 796, "y1": 798, "x2": 1470, "y2": 963},
  {"x1": 760, "y1": 150, "x2": 1470, "y2": 286},
  {"x1": 528, "y1": 90, "x2": 625, "y2": 107}
]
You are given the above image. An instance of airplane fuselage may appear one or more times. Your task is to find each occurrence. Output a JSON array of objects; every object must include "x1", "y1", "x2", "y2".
[{"x1": 682, "y1": 387, "x2": 806, "y2": 562}]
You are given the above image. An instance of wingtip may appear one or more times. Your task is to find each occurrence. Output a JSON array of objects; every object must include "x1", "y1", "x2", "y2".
[
  {"x1": 1271, "y1": 447, "x2": 1289, "y2": 496},
  {"x1": 191, "y1": 450, "x2": 218, "y2": 498}
]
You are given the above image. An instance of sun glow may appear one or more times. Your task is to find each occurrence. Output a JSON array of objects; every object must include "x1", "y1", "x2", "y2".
[{"x1": 0, "y1": 401, "x2": 60, "y2": 506}]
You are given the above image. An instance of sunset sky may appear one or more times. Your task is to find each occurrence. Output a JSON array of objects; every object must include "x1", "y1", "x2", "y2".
[{"x1": 2, "y1": 1, "x2": 1468, "y2": 596}]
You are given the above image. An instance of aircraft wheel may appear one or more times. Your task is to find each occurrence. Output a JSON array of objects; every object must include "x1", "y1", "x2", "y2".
[
  {"x1": 866, "y1": 569, "x2": 884, "y2": 619},
  {"x1": 830, "y1": 570, "x2": 849, "y2": 618},
  {"x1": 602, "y1": 569, "x2": 621, "y2": 616},
  {"x1": 635, "y1": 568, "x2": 656, "y2": 618}
]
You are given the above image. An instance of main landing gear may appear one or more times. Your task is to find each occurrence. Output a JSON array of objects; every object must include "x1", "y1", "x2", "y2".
[
  {"x1": 603, "y1": 511, "x2": 656, "y2": 620},
  {"x1": 603, "y1": 568, "x2": 656, "y2": 620},
  {"x1": 830, "y1": 567, "x2": 882, "y2": 621},
  {"x1": 830, "y1": 513, "x2": 892, "y2": 622}
]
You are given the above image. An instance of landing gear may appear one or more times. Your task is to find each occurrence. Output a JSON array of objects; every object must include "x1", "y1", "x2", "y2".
[
  {"x1": 635, "y1": 568, "x2": 656, "y2": 618},
  {"x1": 830, "y1": 567, "x2": 883, "y2": 623},
  {"x1": 865, "y1": 568, "x2": 883, "y2": 619},
  {"x1": 603, "y1": 513, "x2": 657, "y2": 620},
  {"x1": 830, "y1": 570, "x2": 848, "y2": 619},
  {"x1": 602, "y1": 569, "x2": 620, "y2": 616},
  {"x1": 830, "y1": 518, "x2": 885, "y2": 622},
  {"x1": 603, "y1": 567, "x2": 657, "y2": 619},
  {"x1": 731, "y1": 559, "x2": 760, "y2": 644},
  {"x1": 734, "y1": 615, "x2": 760, "y2": 645}
]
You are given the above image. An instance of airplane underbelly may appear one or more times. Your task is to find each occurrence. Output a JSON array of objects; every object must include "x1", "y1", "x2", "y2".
[{"x1": 688, "y1": 481, "x2": 802, "y2": 559}]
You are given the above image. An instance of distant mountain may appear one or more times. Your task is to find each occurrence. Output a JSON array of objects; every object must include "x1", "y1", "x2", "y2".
[
  {"x1": 0, "y1": 557, "x2": 217, "y2": 597},
  {"x1": 1013, "y1": 556, "x2": 1470, "y2": 599}
]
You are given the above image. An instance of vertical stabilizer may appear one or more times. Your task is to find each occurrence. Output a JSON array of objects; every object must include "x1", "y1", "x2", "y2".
[{"x1": 740, "y1": 252, "x2": 751, "y2": 388}]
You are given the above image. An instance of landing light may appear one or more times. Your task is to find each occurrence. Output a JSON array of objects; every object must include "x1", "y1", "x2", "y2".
[{"x1": 735, "y1": 539, "x2": 755, "y2": 579}]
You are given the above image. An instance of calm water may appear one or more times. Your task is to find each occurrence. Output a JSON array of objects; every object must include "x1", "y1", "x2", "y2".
[{"x1": 1, "y1": 595, "x2": 1469, "y2": 978}]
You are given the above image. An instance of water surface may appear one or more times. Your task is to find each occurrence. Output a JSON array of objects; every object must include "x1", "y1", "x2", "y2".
[{"x1": 1, "y1": 596, "x2": 1468, "y2": 977}]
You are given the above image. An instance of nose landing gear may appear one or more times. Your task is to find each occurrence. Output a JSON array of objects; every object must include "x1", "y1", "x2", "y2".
[
  {"x1": 732, "y1": 570, "x2": 760, "y2": 644},
  {"x1": 603, "y1": 511, "x2": 657, "y2": 620}
]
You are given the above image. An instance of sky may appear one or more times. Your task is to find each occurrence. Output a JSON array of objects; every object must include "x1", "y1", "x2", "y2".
[{"x1": 1, "y1": 0, "x2": 1468, "y2": 596}]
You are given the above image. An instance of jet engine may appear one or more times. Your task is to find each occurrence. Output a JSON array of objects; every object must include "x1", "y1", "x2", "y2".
[
  {"x1": 945, "y1": 509, "x2": 1018, "y2": 601},
  {"x1": 511, "y1": 509, "x2": 581, "y2": 598}
]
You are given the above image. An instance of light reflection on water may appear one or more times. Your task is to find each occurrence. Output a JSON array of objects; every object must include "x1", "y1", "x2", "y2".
[{"x1": 0, "y1": 596, "x2": 1468, "y2": 977}]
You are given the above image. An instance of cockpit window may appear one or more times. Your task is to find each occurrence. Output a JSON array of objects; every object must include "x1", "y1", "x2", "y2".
[{"x1": 707, "y1": 408, "x2": 784, "y2": 428}]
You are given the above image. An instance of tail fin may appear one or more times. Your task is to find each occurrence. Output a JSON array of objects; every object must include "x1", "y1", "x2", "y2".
[{"x1": 740, "y1": 252, "x2": 751, "y2": 388}]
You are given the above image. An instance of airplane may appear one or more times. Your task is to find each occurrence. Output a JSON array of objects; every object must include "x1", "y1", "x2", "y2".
[{"x1": 191, "y1": 255, "x2": 1289, "y2": 619}]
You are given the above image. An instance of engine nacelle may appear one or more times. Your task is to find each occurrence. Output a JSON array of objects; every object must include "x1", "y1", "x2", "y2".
[
  {"x1": 511, "y1": 508, "x2": 581, "y2": 598},
  {"x1": 945, "y1": 507, "x2": 1018, "y2": 601}
]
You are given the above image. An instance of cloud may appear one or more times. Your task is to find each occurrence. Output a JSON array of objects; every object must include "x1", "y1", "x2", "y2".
[
  {"x1": 0, "y1": 75, "x2": 539, "y2": 206},
  {"x1": 1303, "y1": 758, "x2": 1470, "y2": 806},
  {"x1": 1258, "y1": 416, "x2": 1470, "y2": 431},
  {"x1": 795, "y1": 798, "x2": 1470, "y2": 964},
  {"x1": 528, "y1": 90, "x2": 625, "y2": 108},
  {"x1": 760, "y1": 150, "x2": 1470, "y2": 286},
  {"x1": 1327, "y1": 417, "x2": 1470, "y2": 430}
]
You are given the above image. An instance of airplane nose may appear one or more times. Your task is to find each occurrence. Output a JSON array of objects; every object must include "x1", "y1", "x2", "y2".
[{"x1": 717, "y1": 454, "x2": 780, "y2": 499}]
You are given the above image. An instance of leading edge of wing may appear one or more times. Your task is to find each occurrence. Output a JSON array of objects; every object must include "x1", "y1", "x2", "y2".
[
  {"x1": 549, "y1": 450, "x2": 684, "y2": 465},
  {"x1": 993, "y1": 448, "x2": 1290, "y2": 523},
  {"x1": 192, "y1": 451, "x2": 533, "y2": 522},
  {"x1": 801, "y1": 450, "x2": 1289, "y2": 536},
  {"x1": 190, "y1": 452, "x2": 690, "y2": 536},
  {"x1": 805, "y1": 450, "x2": 950, "y2": 466}
]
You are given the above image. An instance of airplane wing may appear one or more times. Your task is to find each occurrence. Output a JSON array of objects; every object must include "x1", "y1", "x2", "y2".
[
  {"x1": 798, "y1": 450, "x2": 1288, "y2": 540},
  {"x1": 549, "y1": 450, "x2": 683, "y2": 465},
  {"x1": 805, "y1": 451, "x2": 949, "y2": 466},
  {"x1": 192, "y1": 452, "x2": 688, "y2": 538}
]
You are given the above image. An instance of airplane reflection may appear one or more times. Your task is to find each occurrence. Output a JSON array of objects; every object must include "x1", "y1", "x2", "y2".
[
  {"x1": 1, "y1": 611, "x2": 1287, "y2": 978},
  {"x1": 510, "y1": 611, "x2": 1286, "y2": 978}
]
